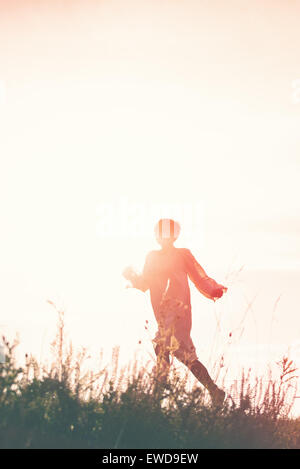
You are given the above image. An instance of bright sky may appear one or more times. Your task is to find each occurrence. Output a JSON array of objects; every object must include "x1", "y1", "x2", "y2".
[{"x1": 0, "y1": 1, "x2": 300, "y2": 395}]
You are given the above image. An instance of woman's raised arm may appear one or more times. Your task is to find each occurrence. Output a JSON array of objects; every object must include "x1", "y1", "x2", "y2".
[{"x1": 182, "y1": 249, "x2": 227, "y2": 301}]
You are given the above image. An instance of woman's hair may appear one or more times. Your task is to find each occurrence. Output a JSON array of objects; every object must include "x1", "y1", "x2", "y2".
[{"x1": 154, "y1": 218, "x2": 181, "y2": 240}]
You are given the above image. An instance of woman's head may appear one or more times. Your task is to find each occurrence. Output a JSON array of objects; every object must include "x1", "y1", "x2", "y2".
[{"x1": 154, "y1": 218, "x2": 181, "y2": 248}]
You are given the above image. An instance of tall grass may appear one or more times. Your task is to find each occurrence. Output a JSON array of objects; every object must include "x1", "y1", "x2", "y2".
[{"x1": 0, "y1": 303, "x2": 299, "y2": 449}]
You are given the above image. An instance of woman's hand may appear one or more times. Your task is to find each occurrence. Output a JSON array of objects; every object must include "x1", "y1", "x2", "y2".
[
  {"x1": 122, "y1": 266, "x2": 136, "y2": 281},
  {"x1": 122, "y1": 266, "x2": 148, "y2": 292},
  {"x1": 213, "y1": 285, "x2": 228, "y2": 299}
]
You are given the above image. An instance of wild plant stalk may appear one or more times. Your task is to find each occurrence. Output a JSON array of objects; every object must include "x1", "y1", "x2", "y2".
[
  {"x1": 0, "y1": 288, "x2": 298, "y2": 451},
  {"x1": 0, "y1": 313, "x2": 299, "y2": 448}
]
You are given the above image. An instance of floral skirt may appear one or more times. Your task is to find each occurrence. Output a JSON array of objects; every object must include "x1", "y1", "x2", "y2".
[{"x1": 153, "y1": 297, "x2": 198, "y2": 365}]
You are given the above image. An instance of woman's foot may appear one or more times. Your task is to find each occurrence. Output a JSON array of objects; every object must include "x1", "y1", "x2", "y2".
[{"x1": 210, "y1": 387, "x2": 226, "y2": 408}]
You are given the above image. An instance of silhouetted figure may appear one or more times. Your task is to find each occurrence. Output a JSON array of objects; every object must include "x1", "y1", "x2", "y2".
[{"x1": 123, "y1": 218, "x2": 227, "y2": 406}]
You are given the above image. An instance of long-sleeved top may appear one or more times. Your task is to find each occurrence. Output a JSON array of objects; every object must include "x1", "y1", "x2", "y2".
[{"x1": 130, "y1": 247, "x2": 226, "y2": 324}]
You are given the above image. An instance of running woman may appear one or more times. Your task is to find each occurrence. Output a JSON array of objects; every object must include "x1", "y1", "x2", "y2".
[{"x1": 123, "y1": 218, "x2": 227, "y2": 406}]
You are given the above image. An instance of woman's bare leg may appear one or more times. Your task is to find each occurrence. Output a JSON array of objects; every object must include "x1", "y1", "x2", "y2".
[
  {"x1": 189, "y1": 359, "x2": 217, "y2": 392},
  {"x1": 189, "y1": 359, "x2": 225, "y2": 406}
]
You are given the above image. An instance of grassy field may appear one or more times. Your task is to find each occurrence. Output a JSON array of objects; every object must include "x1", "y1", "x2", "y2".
[{"x1": 0, "y1": 307, "x2": 299, "y2": 449}]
